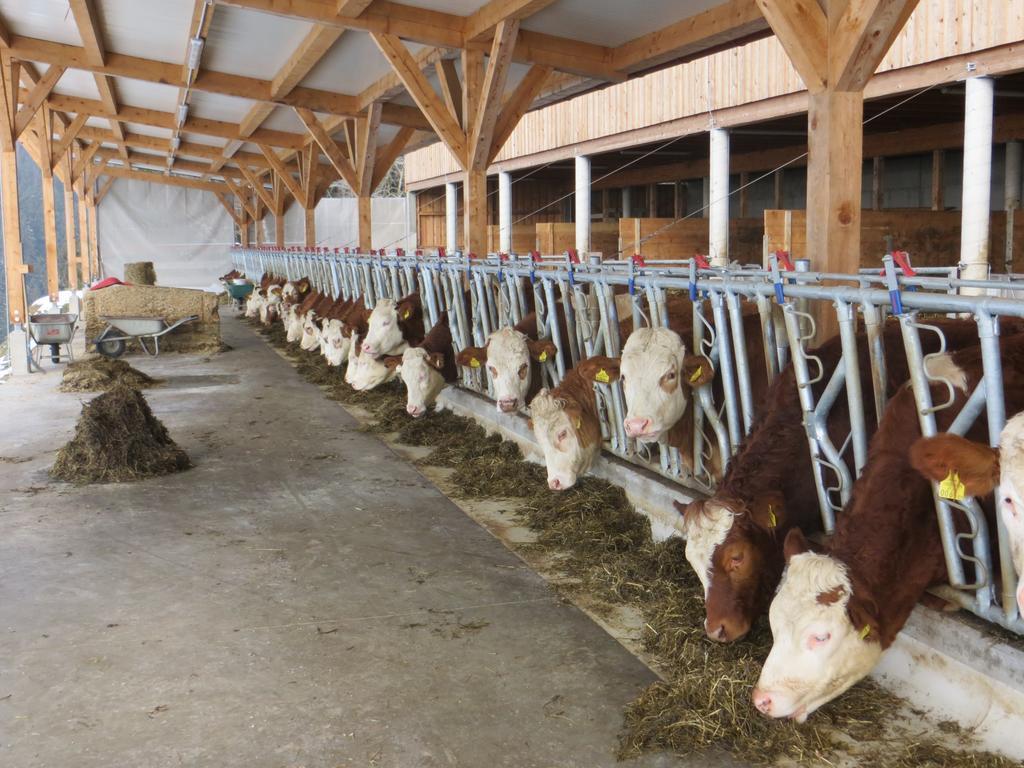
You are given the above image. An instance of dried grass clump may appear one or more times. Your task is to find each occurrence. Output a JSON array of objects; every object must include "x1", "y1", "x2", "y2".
[
  {"x1": 124, "y1": 261, "x2": 157, "y2": 285},
  {"x1": 59, "y1": 356, "x2": 159, "y2": 393},
  {"x1": 51, "y1": 384, "x2": 190, "y2": 484}
]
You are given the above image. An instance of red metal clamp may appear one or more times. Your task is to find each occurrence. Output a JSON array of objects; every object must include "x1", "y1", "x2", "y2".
[
  {"x1": 774, "y1": 250, "x2": 794, "y2": 271},
  {"x1": 631, "y1": 254, "x2": 646, "y2": 267},
  {"x1": 693, "y1": 253, "x2": 711, "y2": 270}
]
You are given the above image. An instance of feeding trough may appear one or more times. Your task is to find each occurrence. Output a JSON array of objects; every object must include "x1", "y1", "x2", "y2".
[
  {"x1": 28, "y1": 313, "x2": 78, "y2": 366},
  {"x1": 94, "y1": 315, "x2": 199, "y2": 358}
]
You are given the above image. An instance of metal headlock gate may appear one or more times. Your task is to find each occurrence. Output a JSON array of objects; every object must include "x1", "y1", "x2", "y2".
[{"x1": 232, "y1": 244, "x2": 1024, "y2": 635}]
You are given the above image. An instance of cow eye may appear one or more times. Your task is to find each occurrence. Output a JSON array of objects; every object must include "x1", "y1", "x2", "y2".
[
  {"x1": 814, "y1": 632, "x2": 830, "y2": 644},
  {"x1": 488, "y1": 365, "x2": 498, "y2": 376},
  {"x1": 382, "y1": 320, "x2": 391, "y2": 327},
  {"x1": 730, "y1": 552, "x2": 744, "y2": 565},
  {"x1": 664, "y1": 371, "x2": 676, "y2": 380},
  {"x1": 557, "y1": 429, "x2": 568, "y2": 442},
  {"x1": 518, "y1": 363, "x2": 529, "y2": 380}
]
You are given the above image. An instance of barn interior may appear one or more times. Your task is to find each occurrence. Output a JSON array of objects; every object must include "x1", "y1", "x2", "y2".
[{"x1": 2, "y1": 1, "x2": 1024, "y2": 767}]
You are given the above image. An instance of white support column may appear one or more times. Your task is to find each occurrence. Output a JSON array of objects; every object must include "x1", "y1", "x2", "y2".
[
  {"x1": 960, "y1": 76, "x2": 994, "y2": 283},
  {"x1": 1005, "y1": 141, "x2": 1022, "y2": 210},
  {"x1": 702, "y1": 177, "x2": 710, "y2": 219},
  {"x1": 622, "y1": 187, "x2": 632, "y2": 218},
  {"x1": 445, "y1": 181, "x2": 458, "y2": 254},
  {"x1": 498, "y1": 170, "x2": 512, "y2": 253},
  {"x1": 709, "y1": 127, "x2": 730, "y2": 266},
  {"x1": 574, "y1": 155, "x2": 591, "y2": 254},
  {"x1": 406, "y1": 191, "x2": 418, "y2": 250}
]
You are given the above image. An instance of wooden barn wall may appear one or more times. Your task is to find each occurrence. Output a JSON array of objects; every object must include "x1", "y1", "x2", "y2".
[
  {"x1": 535, "y1": 223, "x2": 619, "y2": 257},
  {"x1": 416, "y1": 178, "x2": 571, "y2": 250},
  {"x1": 764, "y1": 209, "x2": 1024, "y2": 271},
  {"x1": 619, "y1": 218, "x2": 764, "y2": 262},
  {"x1": 405, "y1": 0, "x2": 1024, "y2": 186}
]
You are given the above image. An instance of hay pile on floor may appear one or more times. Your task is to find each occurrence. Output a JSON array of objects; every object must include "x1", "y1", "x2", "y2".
[
  {"x1": 253, "y1": 323, "x2": 1016, "y2": 768},
  {"x1": 59, "y1": 356, "x2": 159, "y2": 392},
  {"x1": 51, "y1": 384, "x2": 191, "y2": 484}
]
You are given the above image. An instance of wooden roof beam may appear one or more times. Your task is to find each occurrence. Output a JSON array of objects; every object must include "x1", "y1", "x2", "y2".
[
  {"x1": 294, "y1": 106, "x2": 359, "y2": 191},
  {"x1": 830, "y1": 0, "x2": 921, "y2": 91},
  {"x1": 13, "y1": 64, "x2": 64, "y2": 139},
  {"x1": 260, "y1": 145, "x2": 306, "y2": 202},
  {"x1": 51, "y1": 112, "x2": 88, "y2": 171},
  {"x1": 753, "y1": 0, "x2": 827, "y2": 91},
  {"x1": 464, "y1": 0, "x2": 558, "y2": 42},
  {"x1": 489, "y1": 63, "x2": 551, "y2": 163},
  {"x1": 468, "y1": 19, "x2": 518, "y2": 171},
  {"x1": 355, "y1": 102, "x2": 382, "y2": 196},
  {"x1": 93, "y1": 162, "x2": 233, "y2": 194},
  {"x1": 371, "y1": 125, "x2": 414, "y2": 190}
]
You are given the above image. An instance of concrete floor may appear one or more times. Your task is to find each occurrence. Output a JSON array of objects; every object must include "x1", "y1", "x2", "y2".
[{"x1": 0, "y1": 317, "x2": 733, "y2": 768}]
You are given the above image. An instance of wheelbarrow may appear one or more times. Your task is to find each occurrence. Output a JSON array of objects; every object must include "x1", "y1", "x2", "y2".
[
  {"x1": 94, "y1": 315, "x2": 199, "y2": 359},
  {"x1": 223, "y1": 279, "x2": 254, "y2": 311},
  {"x1": 29, "y1": 313, "x2": 78, "y2": 366}
]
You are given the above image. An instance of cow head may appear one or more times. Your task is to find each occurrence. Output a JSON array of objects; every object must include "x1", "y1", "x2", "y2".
[
  {"x1": 529, "y1": 388, "x2": 601, "y2": 491},
  {"x1": 244, "y1": 291, "x2": 264, "y2": 318},
  {"x1": 400, "y1": 347, "x2": 448, "y2": 418},
  {"x1": 752, "y1": 529, "x2": 882, "y2": 722},
  {"x1": 362, "y1": 296, "x2": 415, "y2": 358},
  {"x1": 321, "y1": 319, "x2": 349, "y2": 367},
  {"x1": 911, "y1": 412, "x2": 1024, "y2": 614},
  {"x1": 285, "y1": 305, "x2": 304, "y2": 342},
  {"x1": 457, "y1": 329, "x2": 556, "y2": 414},
  {"x1": 618, "y1": 328, "x2": 713, "y2": 442},
  {"x1": 677, "y1": 492, "x2": 787, "y2": 642},
  {"x1": 299, "y1": 311, "x2": 321, "y2": 351},
  {"x1": 345, "y1": 333, "x2": 400, "y2": 390}
]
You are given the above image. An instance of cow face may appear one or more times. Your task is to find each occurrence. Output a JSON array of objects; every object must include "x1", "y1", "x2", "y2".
[
  {"x1": 460, "y1": 329, "x2": 554, "y2": 414},
  {"x1": 619, "y1": 328, "x2": 712, "y2": 442},
  {"x1": 753, "y1": 531, "x2": 881, "y2": 722},
  {"x1": 321, "y1": 319, "x2": 350, "y2": 367},
  {"x1": 679, "y1": 494, "x2": 787, "y2": 642},
  {"x1": 529, "y1": 389, "x2": 599, "y2": 491},
  {"x1": 400, "y1": 347, "x2": 447, "y2": 418},
  {"x1": 244, "y1": 291, "x2": 264, "y2": 318},
  {"x1": 285, "y1": 305, "x2": 304, "y2": 342},
  {"x1": 299, "y1": 311, "x2": 321, "y2": 352},
  {"x1": 345, "y1": 333, "x2": 399, "y2": 391},
  {"x1": 362, "y1": 298, "x2": 409, "y2": 358},
  {"x1": 1000, "y1": 412, "x2": 1024, "y2": 614}
]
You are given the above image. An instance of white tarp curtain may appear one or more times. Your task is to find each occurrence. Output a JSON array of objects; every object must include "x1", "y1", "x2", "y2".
[
  {"x1": 98, "y1": 178, "x2": 234, "y2": 289},
  {"x1": 259, "y1": 197, "x2": 415, "y2": 251}
]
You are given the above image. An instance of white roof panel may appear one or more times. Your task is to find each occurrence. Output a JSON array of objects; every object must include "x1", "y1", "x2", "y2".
[
  {"x1": 260, "y1": 107, "x2": 307, "y2": 134},
  {"x1": 0, "y1": 0, "x2": 83, "y2": 46},
  {"x1": 523, "y1": 0, "x2": 728, "y2": 47},
  {"x1": 54, "y1": 69, "x2": 101, "y2": 100},
  {"x1": 187, "y1": 90, "x2": 261, "y2": 124},
  {"x1": 300, "y1": 31, "x2": 423, "y2": 95},
  {"x1": 85, "y1": 115, "x2": 111, "y2": 129},
  {"x1": 202, "y1": 5, "x2": 314, "y2": 80},
  {"x1": 123, "y1": 123, "x2": 173, "y2": 139},
  {"x1": 115, "y1": 79, "x2": 181, "y2": 113},
  {"x1": 100, "y1": 0, "x2": 196, "y2": 63},
  {"x1": 405, "y1": 0, "x2": 486, "y2": 14},
  {"x1": 181, "y1": 132, "x2": 227, "y2": 148}
]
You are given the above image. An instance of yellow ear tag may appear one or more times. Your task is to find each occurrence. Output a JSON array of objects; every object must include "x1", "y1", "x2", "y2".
[
  {"x1": 938, "y1": 470, "x2": 966, "y2": 501},
  {"x1": 859, "y1": 625, "x2": 872, "y2": 640},
  {"x1": 575, "y1": 417, "x2": 582, "y2": 430},
  {"x1": 689, "y1": 366, "x2": 703, "y2": 383},
  {"x1": 469, "y1": 357, "x2": 481, "y2": 369},
  {"x1": 595, "y1": 368, "x2": 610, "y2": 384},
  {"x1": 402, "y1": 309, "x2": 411, "y2": 320},
  {"x1": 538, "y1": 350, "x2": 548, "y2": 362},
  {"x1": 767, "y1": 505, "x2": 777, "y2": 529}
]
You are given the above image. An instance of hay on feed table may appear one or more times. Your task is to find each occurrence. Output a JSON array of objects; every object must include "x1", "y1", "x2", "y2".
[{"x1": 59, "y1": 356, "x2": 159, "y2": 392}]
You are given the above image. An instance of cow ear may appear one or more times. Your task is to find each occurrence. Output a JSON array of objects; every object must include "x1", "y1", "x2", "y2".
[
  {"x1": 910, "y1": 434, "x2": 1000, "y2": 497},
  {"x1": 526, "y1": 338, "x2": 558, "y2": 363},
  {"x1": 577, "y1": 356, "x2": 622, "y2": 384},
  {"x1": 383, "y1": 356, "x2": 402, "y2": 371},
  {"x1": 427, "y1": 352, "x2": 445, "y2": 371},
  {"x1": 846, "y1": 591, "x2": 882, "y2": 644},
  {"x1": 783, "y1": 527, "x2": 809, "y2": 561},
  {"x1": 527, "y1": 417, "x2": 534, "y2": 430},
  {"x1": 682, "y1": 355, "x2": 715, "y2": 388},
  {"x1": 749, "y1": 491, "x2": 786, "y2": 532},
  {"x1": 674, "y1": 498, "x2": 704, "y2": 537},
  {"x1": 397, "y1": 298, "x2": 417, "y2": 322},
  {"x1": 456, "y1": 346, "x2": 487, "y2": 369}
]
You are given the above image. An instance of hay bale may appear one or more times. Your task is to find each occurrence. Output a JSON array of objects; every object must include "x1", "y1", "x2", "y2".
[
  {"x1": 83, "y1": 284, "x2": 221, "y2": 354},
  {"x1": 60, "y1": 356, "x2": 159, "y2": 392},
  {"x1": 51, "y1": 384, "x2": 190, "y2": 484},
  {"x1": 124, "y1": 261, "x2": 157, "y2": 285}
]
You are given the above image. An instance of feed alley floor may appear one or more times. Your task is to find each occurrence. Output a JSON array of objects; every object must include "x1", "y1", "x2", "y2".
[{"x1": 0, "y1": 316, "x2": 744, "y2": 768}]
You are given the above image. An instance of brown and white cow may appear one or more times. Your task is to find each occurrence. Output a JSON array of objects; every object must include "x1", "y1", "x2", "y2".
[
  {"x1": 676, "y1": 317, "x2": 992, "y2": 643},
  {"x1": 360, "y1": 293, "x2": 425, "y2": 358},
  {"x1": 911, "y1": 410, "x2": 1024, "y2": 615},
  {"x1": 529, "y1": 365, "x2": 605, "y2": 491},
  {"x1": 396, "y1": 313, "x2": 459, "y2": 417},
  {"x1": 752, "y1": 332, "x2": 1024, "y2": 723},
  {"x1": 345, "y1": 332, "x2": 400, "y2": 391}
]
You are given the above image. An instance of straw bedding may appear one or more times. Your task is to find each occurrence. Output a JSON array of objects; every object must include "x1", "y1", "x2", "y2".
[{"x1": 59, "y1": 356, "x2": 158, "y2": 392}]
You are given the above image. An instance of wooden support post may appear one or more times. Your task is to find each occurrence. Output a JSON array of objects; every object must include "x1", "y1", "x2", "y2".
[
  {"x1": 63, "y1": 155, "x2": 79, "y2": 288},
  {"x1": 358, "y1": 195, "x2": 372, "y2": 251},
  {"x1": 773, "y1": 169, "x2": 783, "y2": 209},
  {"x1": 41, "y1": 161, "x2": 60, "y2": 295},
  {"x1": 674, "y1": 181, "x2": 686, "y2": 219},
  {"x1": 240, "y1": 205, "x2": 250, "y2": 247},
  {"x1": 931, "y1": 149, "x2": 945, "y2": 211},
  {"x1": 76, "y1": 182, "x2": 91, "y2": 283},
  {"x1": 602, "y1": 189, "x2": 612, "y2": 222},
  {"x1": 872, "y1": 156, "x2": 885, "y2": 210},
  {"x1": 87, "y1": 197, "x2": 100, "y2": 279},
  {"x1": 463, "y1": 169, "x2": 487, "y2": 255},
  {"x1": 738, "y1": 172, "x2": 749, "y2": 218},
  {"x1": 647, "y1": 183, "x2": 658, "y2": 217},
  {"x1": 1, "y1": 144, "x2": 26, "y2": 323},
  {"x1": 304, "y1": 205, "x2": 316, "y2": 248},
  {"x1": 275, "y1": 209, "x2": 285, "y2": 248}
]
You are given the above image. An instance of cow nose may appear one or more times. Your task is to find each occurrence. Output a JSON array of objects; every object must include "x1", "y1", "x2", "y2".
[
  {"x1": 497, "y1": 398, "x2": 518, "y2": 413},
  {"x1": 704, "y1": 620, "x2": 728, "y2": 643},
  {"x1": 407, "y1": 404, "x2": 423, "y2": 417},
  {"x1": 361, "y1": 343, "x2": 373, "y2": 354},
  {"x1": 752, "y1": 689, "x2": 773, "y2": 715},
  {"x1": 624, "y1": 417, "x2": 651, "y2": 437},
  {"x1": 548, "y1": 477, "x2": 562, "y2": 491}
]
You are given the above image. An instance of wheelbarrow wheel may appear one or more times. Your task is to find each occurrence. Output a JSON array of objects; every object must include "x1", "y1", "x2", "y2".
[
  {"x1": 49, "y1": 344, "x2": 61, "y2": 363},
  {"x1": 96, "y1": 338, "x2": 126, "y2": 359}
]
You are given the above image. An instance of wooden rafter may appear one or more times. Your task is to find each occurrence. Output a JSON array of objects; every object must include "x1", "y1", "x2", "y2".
[
  {"x1": 489, "y1": 64, "x2": 551, "y2": 163},
  {"x1": 92, "y1": 163, "x2": 234, "y2": 194},
  {"x1": 51, "y1": 112, "x2": 88, "y2": 170},
  {"x1": 371, "y1": 126, "x2": 414, "y2": 189},
  {"x1": 94, "y1": 175, "x2": 116, "y2": 205},
  {"x1": 468, "y1": 19, "x2": 518, "y2": 171},
  {"x1": 753, "y1": 0, "x2": 827, "y2": 90},
  {"x1": 260, "y1": 145, "x2": 306, "y2": 202},
  {"x1": 435, "y1": 59, "x2": 462, "y2": 126},
  {"x1": 294, "y1": 106, "x2": 359, "y2": 191},
  {"x1": 464, "y1": 0, "x2": 558, "y2": 42},
  {"x1": 830, "y1": 0, "x2": 921, "y2": 91},
  {"x1": 238, "y1": 164, "x2": 277, "y2": 211},
  {"x1": 13, "y1": 64, "x2": 64, "y2": 139},
  {"x1": 355, "y1": 102, "x2": 381, "y2": 197}
]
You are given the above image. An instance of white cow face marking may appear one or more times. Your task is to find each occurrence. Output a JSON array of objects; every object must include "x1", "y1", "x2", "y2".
[
  {"x1": 285, "y1": 306, "x2": 304, "y2": 342},
  {"x1": 282, "y1": 282, "x2": 298, "y2": 301},
  {"x1": 321, "y1": 319, "x2": 349, "y2": 367},
  {"x1": 530, "y1": 390, "x2": 596, "y2": 491},
  {"x1": 999, "y1": 411, "x2": 1024, "y2": 613},
  {"x1": 299, "y1": 311, "x2": 321, "y2": 351},
  {"x1": 620, "y1": 328, "x2": 689, "y2": 442},
  {"x1": 682, "y1": 499, "x2": 734, "y2": 598},
  {"x1": 753, "y1": 553, "x2": 881, "y2": 722},
  {"x1": 486, "y1": 328, "x2": 532, "y2": 413},
  {"x1": 400, "y1": 347, "x2": 446, "y2": 418},
  {"x1": 362, "y1": 298, "x2": 407, "y2": 358},
  {"x1": 245, "y1": 292, "x2": 264, "y2": 318},
  {"x1": 345, "y1": 333, "x2": 398, "y2": 391}
]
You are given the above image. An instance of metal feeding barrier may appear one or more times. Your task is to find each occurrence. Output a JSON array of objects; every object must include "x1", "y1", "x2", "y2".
[{"x1": 231, "y1": 244, "x2": 1024, "y2": 635}]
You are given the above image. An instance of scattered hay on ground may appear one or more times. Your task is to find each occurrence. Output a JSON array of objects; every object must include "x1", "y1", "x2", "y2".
[
  {"x1": 51, "y1": 384, "x2": 190, "y2": 484},
  {"x1": 251, "y1": 324, "x2": 1017, "y2": 768},
  {"x1": 59, "y1": 356, "x2": 158, "y2": 392}
]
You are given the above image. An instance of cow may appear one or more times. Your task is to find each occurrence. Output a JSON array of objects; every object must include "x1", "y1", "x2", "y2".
[
  {"x1": 397, "y1": 313, "x2": 459, "y2": 417},
  {"x1": 529, "y1": 366, "x2": 605, "y2": 491},
  {"x1": 676, "y1": 317, "x2": 993, "y2": 643},
  {"x1": 360, "y1": 293, "x2": 425, "y2": 358},
  {"x1": 752, "y1": 332, "x2": 1024, "y2": 723},
  {"x1": 911, "y1": 410, "x2": 1024, "y2": 615},
  {"x1": 286, "y1": 289, "x2": 324, "y2": 343},
  {"x1": 345, "y1": 332, "x2": 400, "y2": 391}
]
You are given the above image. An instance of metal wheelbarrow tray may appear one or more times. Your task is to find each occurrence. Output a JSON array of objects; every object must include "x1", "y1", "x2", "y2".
[
  {"x1": 29, "y1": 313, "x2": 79, "y2": 364},
  {"x1": 94, "y1": 315, "x2": 199, "y2": 358}
]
